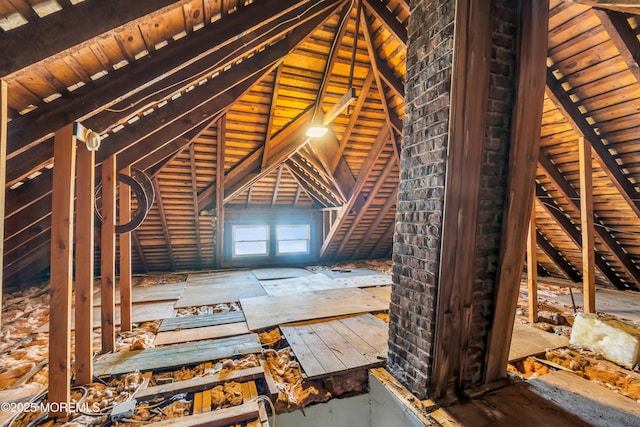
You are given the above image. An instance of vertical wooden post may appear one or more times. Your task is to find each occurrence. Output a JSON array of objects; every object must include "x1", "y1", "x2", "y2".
[
  {"x1": 0, "y1": 80, "x2": 7, "y2": 329},
  {"x1": 75, "y1": 143, "x2": 95, "y2": 385},
  {"x1": 579, "y1": 136, "x2": 595, "y2": 313},
  {"x1": 49, "y1": 124, "x2": 76, "y2": 417},
  {"x1": 119, "y1": 166, "x2": 132, "y2": 332},
  {"x1": 215, "y1": 116, "x2": 226, "y2": 268},
  {"x1": 101, "y1": 155, "x2": 117, "y2": 353},
  {"x1": 527, "y1": 198, "x2": 538, "y2": 323}
]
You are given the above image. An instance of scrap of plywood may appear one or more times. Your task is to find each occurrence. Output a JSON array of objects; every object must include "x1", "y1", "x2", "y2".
[
  {"x1": 240, "y1": 287, "x2": 390, "y2": 331},
  {"x1": 93, "y1": 334, "x2": 261, "y2": 377},
  {"x1": 280, "y1": 314, "x2": 388, "y2": 378},
  {"x1": 158, "y1": 310, "x2": 245, "y2": 332},
  {"x1": 154, "y1": 322, "x2": 250, "y2": 346},
  {"x1": 363, "y1": 285, "x2": 392, "y2": 301},
  {"x1": 93, "y1": 282, "x2": 186, "y2": 306},
  {"x1": 36, "y1": 301, "x2": 176, "y2": 332},
  {"x1": 509, "y1": 322, "x2": 569, "y2": 361},
  {"x1": 258, "y1": 273, "x2": 342, "y2": 296},
  {"x1": 546, "y1": 288, "x2": 640, "y2": 322},
  {"x1": 252, "y1": 267, "x2": 313, "y2": 280},
  {"x1": 528, "y1": 371, "x2": 640, "y2": 427},
  {"x1": 143, "y1": 401, "x2": 260, "y2": 427},
  {"x1": 332, "y1": 274, "x2": 393, "y2": 287},
  {"x1": 176, "y1": 271, "x2": 266, "y2": 308}
]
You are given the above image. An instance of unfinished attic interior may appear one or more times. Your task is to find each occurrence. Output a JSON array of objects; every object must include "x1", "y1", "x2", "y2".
[{"x1": 2, "y1": 0, "x2": 640, "y2": 425}]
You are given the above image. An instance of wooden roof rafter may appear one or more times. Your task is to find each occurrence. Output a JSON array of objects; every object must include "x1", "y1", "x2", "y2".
[
  {"x1": 362, "y1": 0, "x2": 407, "y2": 46},
  {"x1": 545, "y1": 68, "x2": 640, "y2": 220},
  {"x1": 152, "y1": 177, "x2": 176, "y2": 271},
  {"x1": 594, "y1": 9, "x2": 640, "y2": 83},
  {"x1": 535, "y1": 227, "x2": 583, "y2": 282},
  {"x1": 188, "y1": 143, "x2": 203, "y2": 268},
  {"x1": 352, "y1": 185, "x2": 397, "y2": 259},
  {"x1": 287, "y1": 153, "x2": 344, "y2": 206}
]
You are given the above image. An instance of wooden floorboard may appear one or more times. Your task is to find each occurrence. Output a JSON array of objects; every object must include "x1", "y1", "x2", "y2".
[
  {"x1": 508, "y1": 322, "x2": 569, "y2": 361},
  {"x1": 281, "y1": 314, "x2": 388, "y2": 379},
  {"x1": 144, "y1": 401, "x2": 260, "y2": 427},
  {"x1": 446, "y1": 381, "x2": 592, "y2": 427},
  {"x1": 258, "y1": 273, "x2": 342, "y2": 296},
  {"x1": 154, "y1": 322, "x2": 250, "y2": 346},
  {"x1": 528, "y1": 371, "x2": 640, "y2": 427},
  {"x1": 37, "y1": 301, "x2": 176, "y2": 332},
  {"x1": 240, "y1": 287, "x2": 390, "y2": 331},
  {"x1": 331, "y1": 274, "x2": 393, "y2": 287},
  {"x1": 93, "y1": 282, "x2": 186, "y2": 306},
  {"x1": 93, "y1": 334, "x2": 262, "y2": 377},
  {"x1": 176, "y1": 271, "x2": 266, "y2": 308},
  {"x1": 251, "y1": 267, "x2": 313, "y2": 280},
  {"x1": 158, "y1": 310, "x2": 245, "y2": 332}
]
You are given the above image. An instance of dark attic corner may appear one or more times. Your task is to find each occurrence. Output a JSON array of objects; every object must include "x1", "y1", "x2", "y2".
[{"x1": 1, "y1": 0, "x2": 640, "y2": 426}]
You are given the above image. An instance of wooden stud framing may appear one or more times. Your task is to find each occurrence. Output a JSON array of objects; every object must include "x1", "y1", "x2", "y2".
[
  {"x1": 153, "y1": 178, "x2": 177, "y2": 271},
  {"x1": 485, "y1": 0, "x2": 549, "y2": 383},
  {"x1": 0, "y1": 80, "x2": 6, "y2": 329},
  {"x1": 215, "y1": 116, "x2": 226, "y2": 268},
  {"x1": 75, "y1": 142, "x2": 95, "y2": 385},
  {"x1": 119, "y1": 165, "x2": 133, "y2": 332},
  {"x1": 101, "y1": 155, "x2": 117, "y2": 353},
  {"x1": 49, "y1": 124, "x2": 77, "y2": 417},
  {"x1": 579, "y1": 136, "x2": 596, "y2": 313},
  {"x1": 189, "y1": 144, "x2": 203, "y2": 268},
  {"x1": 527, "y1": 198, "x2": 538, "y2": 323}
]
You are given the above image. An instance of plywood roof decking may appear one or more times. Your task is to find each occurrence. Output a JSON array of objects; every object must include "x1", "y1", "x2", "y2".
[{"x1": 4, "y1": 0, "x2": 640, "y2": 293}]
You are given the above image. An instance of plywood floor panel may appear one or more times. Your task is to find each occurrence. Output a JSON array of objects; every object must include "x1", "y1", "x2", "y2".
[
  {"x1": 93, "y1": 282, "x2": 187, "y2": 306},
  {"x1": 37, "y1": 301, "x2": 176, "y2": 332},
  {"x1": 252, "y1": 267, "x2": 313, "y2": 280},
  {"x1": 240, "y1": 287, "x2": 390, "y2": 331},
  {"x1": 258, "y1": 273, "x2": 342, "y2": 296},
  {"x1": 93, "y1": 334, "x2": 262, "y2": 377},
  {"x1": 509, "y1": 322, "x2": 569, "y2": 361},
  {"x1": 332, "y1": 274, "x2": 393, "y2": 288},
  {"x1": 176, "y1": 271, "x2": 266, "y2": 308},
  {"x1": 158, "y1": 310, "x2": 245, "y2": 332},
  {"x1": 154, "y1": 322, "x2": 250, "y2": 346},
  {"x1": 281, "y1": 314, "x2": 388, "y2": 379}
]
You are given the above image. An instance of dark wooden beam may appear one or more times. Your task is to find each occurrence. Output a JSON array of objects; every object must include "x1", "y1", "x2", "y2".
[
  {"x1": 484, "y1": 0, "x2": 549, "y2": 384},
  {"x1": 362, "y1": 0, "x2": 407, "y2": 46},
  {"x1": 430, "y1": 0, "x2": 494, "y2": 397},
  {"x1": 320, "y1": 126, "x2": 390, "y2": 258},
  {"x1": 215, "y1": 116, "x2": 226, "y2": 268},
  {"x1": 594, "y1": 10, "x2": 640, "y2": 83},
  {"x1": 0, "y1": 80, "x2": 6, "y2": 327},
  {"x1": 579, "y1": 136, "x2": 596, "y2": 312},
  {"x1": 153, "y1": 178, "x2": 176, "y2": 271},
  {"x1": 527, "y1": 197, "x2": 538, "y2": 323},
  {"x1": 573, "y1": 1, "x2": 640, "y2": 14},
  {"x1": 100, "y1": 155, "x2": 117, "y2": 354},
  {"x1": 189, "y1": 144, "x2": 203, "y2": 268},
  {"x1": 336, "y1": 156, "x2": 397, "y2": 255},
  {"x1": 536, "y1": 183, "x2": 629, "y2": 289},
  {"x1": 535, "y1": 229, "x2": 582, "y2": 282},
  {"x1": 132, "y1": 231, "x2": 148, "y2": 273},
  {"x1": 355, "y1": 186, "x2": 398, "y2": 259},
  {"x1": 0, "y1": 0, "x2": 183, "y2": 77},
  {"x1": 119, "y1": 165, "x2": 133, "y2": 331},
  {"x1": 291, "y1": 152, "x2": 344, "y2": 204},
  {"x1": 285, "y1": 158, "x2": 339, "y2": 206},
  {"x1": 368, "y1": 219, "x2": 395, "y2": 259},
  {"x1": 7, "y1": 0, "x2": 339, "y2": 177},
  {"x1": 538, "y1": 151, "x2": 640, "y2": 289},
  {"x1": 546, "y1": 69, "x2": 640, "y2": 219},
  {"x1": 284, "y1": 164, "x2": 327, "y2": 207}
]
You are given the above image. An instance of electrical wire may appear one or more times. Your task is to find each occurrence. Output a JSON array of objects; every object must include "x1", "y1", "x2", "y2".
[
  {"x1": 104, "y1": 0, "x2": 338, "y2": 118},
  {"x1": 252, "y1": 395, "x2": 277, "y2": 427}
]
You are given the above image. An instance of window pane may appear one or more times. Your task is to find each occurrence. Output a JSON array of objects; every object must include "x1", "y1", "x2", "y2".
[
  {"x1": 277, "y1": 225, "x2": 308, "y2": 240},
  {"x1": 235, "y1": 241, "x2": 268, "y2": 256},
  {"x1": 278, "y1": 240, "x2": 308, "y2": 254},
  {"x1": 235, "y1": 226, "x2": 268, "y2": 241}
]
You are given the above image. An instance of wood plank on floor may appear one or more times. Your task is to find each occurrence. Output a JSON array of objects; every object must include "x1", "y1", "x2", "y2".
[
  {"x1": 136, "y1": 366, "x2": 264, "y2": 402},
  {"x1": 258, "y1": 273, "x2": 342, "y2": 297},
  {"x1": 177, "y1": 272, "x2": 266, "y2": 308},
  {"x1": 280, "y1": 314, "x2": 388, "y2": 379},
  {"x1": 528, "y1": 371, "x2": 640, "y2": 427},
  {"x1": 252, "y1": 267, "x2": 313, "y2": 280},
  {"x1": 240, "y1": 287, "x2": 390, "y2": 331},
  {"x1": 446, "y1": 381, "x2": 592, "y2": 427},
  {"x1": 144, "y1": 401, "x2": 260, "y2": 427},
  {"x1": 545, "y1": 288, "x2": 640, "y2": 322},
  {"x1": 93, "y1": 282, "x2": 186, "y2": 306},
  {"x1": 158, "y1": 311, "x2": 245, "y2": 332},
  {"x1": 332, "y1": 274, "x2": 393, "y2": 287},
  {"x1": 154, "y1": 322, "x2": 250, "y2": 346},
  {"x1": 508, "y1": 322, "x2": 569, "y2": 361},
  {"x1": 37, "y1": 301, "x2": 176, "y2": 332},
  {"x1": 93, "y1": 334, "x2": 262, "y2": 377}
]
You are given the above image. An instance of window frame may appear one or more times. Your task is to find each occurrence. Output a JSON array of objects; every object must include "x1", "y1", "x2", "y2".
[
  {"x1": 275, "y1": 224, "x2": 311, "y2": 256},
  {"x1": 231, "y1": 224, "x2": 270, "y2": 258}
]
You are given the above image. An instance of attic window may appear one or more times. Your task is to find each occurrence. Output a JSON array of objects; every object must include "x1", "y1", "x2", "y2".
[
  {"x1": 276, "y1": 225, "x2": 310, "y2": 255},
  {"x1": 232, "y1": 225, "x2": 269, "y2": 257}
]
